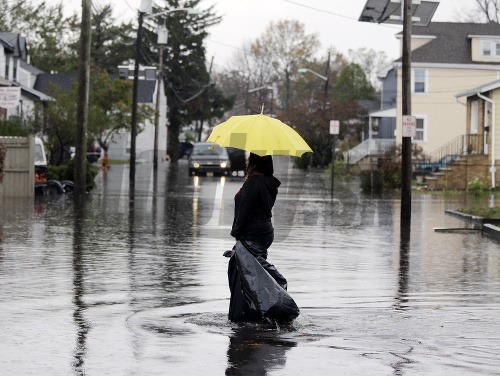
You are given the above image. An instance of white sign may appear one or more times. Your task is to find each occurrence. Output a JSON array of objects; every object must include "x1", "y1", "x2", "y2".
[
  {"x1": 0, "y1": 87, "x2": 21, "y2": 109},
  {"x1": 329, "y1": 120, "x2": 339, "y2": 135},
  {"x1": 402, "y1": 115, "x2": 416, "y2": 137}
]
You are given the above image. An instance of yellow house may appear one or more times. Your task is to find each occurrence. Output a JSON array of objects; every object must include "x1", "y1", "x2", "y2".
[
  {"x1": 456, "y1": 79, "x2": 500, "y2": 189},
  {"x1": 352, "y1": 22, "x2": 500, "y2": 168}
]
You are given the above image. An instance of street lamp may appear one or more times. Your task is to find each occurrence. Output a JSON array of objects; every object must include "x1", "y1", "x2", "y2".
[
  {"x1": 298, "y1": 51, "x2": 331, "y2": 107},
  {"x1": 130, "y1": 0, "x2": 200, "y2": 190},
  {"x1": 297, "y1": 68, "x2": 328, "y2": 82}
]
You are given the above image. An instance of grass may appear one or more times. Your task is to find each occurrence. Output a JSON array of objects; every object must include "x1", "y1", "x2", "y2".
[{"x1": 457, "y1": 207, "x2": 500, "y2": 219}]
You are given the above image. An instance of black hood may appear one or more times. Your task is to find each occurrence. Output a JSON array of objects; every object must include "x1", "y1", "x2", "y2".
[{"x1": 254, "y1": 175, "x2": 281, "y2": 195}]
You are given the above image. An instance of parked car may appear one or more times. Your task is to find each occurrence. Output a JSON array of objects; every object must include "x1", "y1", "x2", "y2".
[{"x1": 188, "y1": 142, "x2": 231, "y2": 176}]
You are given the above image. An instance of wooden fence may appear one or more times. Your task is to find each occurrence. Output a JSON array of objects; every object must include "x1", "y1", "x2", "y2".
[{"x1": 0, "y1": 136, "x2": 34, "y2": 198}]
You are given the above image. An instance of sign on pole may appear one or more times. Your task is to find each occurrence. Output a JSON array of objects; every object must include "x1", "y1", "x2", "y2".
[
  {"x1": 402, "y1": 115, "x2": 416, "y2": 137},
  {"x1": 0, "y1": 87, "x2": 21, "y2": 109},
  {"x1": 329, "y1": 120, "x2": 339, "y2": 135}
]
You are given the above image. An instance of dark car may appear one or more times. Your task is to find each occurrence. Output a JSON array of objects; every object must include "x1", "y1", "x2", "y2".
[
  {"x1": 188, "y1": 142, "x2": 231, "y2": 176},
  {"x1": 227, "y1": 147, "x2": 246, "y2": 174},
  {"x1": 179, "y1": 141, "x2": 194, "y2": 159}
]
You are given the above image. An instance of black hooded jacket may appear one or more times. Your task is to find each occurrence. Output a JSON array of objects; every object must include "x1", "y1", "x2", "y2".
[{"x1": 231, "y1": 174, "x2": 281, "y2": 239}]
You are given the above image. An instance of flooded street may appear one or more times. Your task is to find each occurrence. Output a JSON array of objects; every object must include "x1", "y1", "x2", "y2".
[{"x1": 1, "y1": 159, "x2": 499, "y2": 375}]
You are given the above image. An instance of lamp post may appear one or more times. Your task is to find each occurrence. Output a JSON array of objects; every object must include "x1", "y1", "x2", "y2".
[
  {"x1": 130, "y1": 1, "x2": 199, "y2": 190},
  {"x1": 298, "y1": 51, "x2": 330, "y2": 107},
  {"x1": 299, "y1": 54, "x2": 332, "y2": 171}
]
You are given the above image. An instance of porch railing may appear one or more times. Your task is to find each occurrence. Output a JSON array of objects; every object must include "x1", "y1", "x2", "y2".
[
  {"x1": 429, "y1": 134, "x2": 484, "y2": 164},
  {"x1": 344, "y1": 138, "x2": 396, "y2": 164}
]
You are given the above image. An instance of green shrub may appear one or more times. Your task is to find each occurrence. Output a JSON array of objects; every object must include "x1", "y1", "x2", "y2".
[
  {"x1": 47, "y1": 160, "x2": 98, "y2": 190},
  {"x1": 0, "y1": 119, "x2": 29, "y2": 137},
  {"x1": 467, "y1": 178, "x2": 486, "y2": 196},
  {"x1": 360, "y1": 170, "x2": 384, "y2": 193},
  {"x1": 333, "y1": 161, "x2": 348, "y2": 177},
  {"x1": 0, "y1": 142, "x2": 6, "y2": 183}
]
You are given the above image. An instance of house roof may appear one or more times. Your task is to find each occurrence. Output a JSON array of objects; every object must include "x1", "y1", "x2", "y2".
[
  {"x1": 34, "y1": 73, "x2": 79, "y2": 94},
  {"x1": 34, "y1": 73, "x2": 155, "y2": 104},
  {"x1": 0, "y1": 36, "x2": 14, "y2": 52},
  {"x1": 395, "y1": 22, "x2": 500, "y2": 65},
  {"x1": 456, "y1": 78, "x2": 500, "y2": 98},
  {"x1": 0, "y1": 33, "x2": 27, "y2": 59},
  {"x1": 20, "y1": 84, "x2": 52, "y2": 101},
  {"x1": 20, "y1": 60, "x2": 45, "y2": 75}
]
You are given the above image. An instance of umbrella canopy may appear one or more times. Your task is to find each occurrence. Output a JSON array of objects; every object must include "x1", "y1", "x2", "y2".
[{"x1": 206, "y1": 114, "x2": 312, "y2": 157}]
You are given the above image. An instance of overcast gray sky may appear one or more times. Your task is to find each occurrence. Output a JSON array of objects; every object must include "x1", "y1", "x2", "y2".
[{"x1": 57, "y1": 0, "x2": 472, "y2": 70}]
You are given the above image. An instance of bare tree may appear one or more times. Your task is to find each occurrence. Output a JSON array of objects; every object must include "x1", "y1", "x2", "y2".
[
  {"x1": 474, "y1": 0, "x2": 500, "y2": 22},
  {"x1": 250, "y1": 20, "x2": 320, "y2": 110},
  {"x1": 455, "y1": 0, "x2": 500, "y2": 22},
  {"x1": 347, "y1": 48, "x2": 390, "y2": 91}
]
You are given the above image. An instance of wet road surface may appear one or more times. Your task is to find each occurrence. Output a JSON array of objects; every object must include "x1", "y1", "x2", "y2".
[{"x1": 0, "y1": 158, "x2": 499, "y2": 375}]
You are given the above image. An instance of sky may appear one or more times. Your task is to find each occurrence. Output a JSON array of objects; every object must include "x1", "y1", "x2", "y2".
[{"x1": 57, "y1": 0, "x2": 473, "y2": 71}]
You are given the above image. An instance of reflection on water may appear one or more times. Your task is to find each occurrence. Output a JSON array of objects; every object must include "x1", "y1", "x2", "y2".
[
  {"x1": 72, "y1": 197, "x2": 89, "y2": 375},
  {"x1": 0, "y1": 161, "x2": 499, "y2": 375},
  {"x1": 225, "y1": 324, "x2": 296, "y2": 376}
]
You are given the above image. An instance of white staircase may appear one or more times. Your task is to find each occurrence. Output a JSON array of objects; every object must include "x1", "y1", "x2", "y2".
[{"x1": 343, "y1": 138, "x2": 396, "y2": 163}]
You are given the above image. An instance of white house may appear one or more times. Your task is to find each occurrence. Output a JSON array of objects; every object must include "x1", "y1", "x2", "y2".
[
  {"x1": 107, "y1": 65, "x2": 167, "y2": 162},
  {"x1": 0, "y1": 32, "x2": 51, "y2": 122},
  {"x1": 33, "y1": 65, "x2": 167, "y2": 162}
]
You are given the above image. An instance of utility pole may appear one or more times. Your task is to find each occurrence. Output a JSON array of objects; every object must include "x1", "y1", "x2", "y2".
[
  {"x1": 197, "y1": 56, "x2": 214, "y2": 142},
  {"x1": 401, "y1": 0, "x2": 412, "y2": 229},
  {"x1": 153, "y1": 43, "x2": 163, "y2": 170},
  {"x1": 324, "y1": 51, "x2": 330, "y2": 108},
  {"x1": 74, "y1": 0, "x2": 92, "y2": 198},
  {"x1": 130, "y1": 10, "x2": 145, "y2": 193},
  {"x1": 153, "y1": 26, "x2": 166, "y2": 171}
]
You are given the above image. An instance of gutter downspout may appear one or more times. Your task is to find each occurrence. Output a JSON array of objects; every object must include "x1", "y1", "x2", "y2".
[{"x1": 477, "y1": 92, "x2": 496, "y2": 189}]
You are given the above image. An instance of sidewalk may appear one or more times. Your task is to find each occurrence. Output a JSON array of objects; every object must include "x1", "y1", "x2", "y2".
[{"x1": 445, "y1": 209, "x2": 500, "y2": 241}]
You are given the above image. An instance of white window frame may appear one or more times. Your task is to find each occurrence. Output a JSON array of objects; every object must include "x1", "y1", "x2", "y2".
[
  {"x1": 481, "y1": 40, "x2": 500, "y2": 57},
  {"x1": 470, "y1": 100, "x2": 479, "y2": 134},
  {"x1": 412, "y1": 68, "x2": 427, "y2": 94},
  {"x1": 413, "y1": 115, "x2": 427, "y2": 143}
]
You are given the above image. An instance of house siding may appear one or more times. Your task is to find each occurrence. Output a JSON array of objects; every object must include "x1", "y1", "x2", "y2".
[
  {"x1": 471, "y1": 37, "x2": 500, "y2": 63},
  {"x1": 395, "y1": 67, "x2": 499, "y2": 155},
  {"x1": 493, "y1": 90, "x2": 500, "y2": 163}
]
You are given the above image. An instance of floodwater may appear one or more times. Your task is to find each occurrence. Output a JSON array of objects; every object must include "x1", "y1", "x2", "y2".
[{"x1": 0, "y1": 158, "x2": 499, "y2": 375}]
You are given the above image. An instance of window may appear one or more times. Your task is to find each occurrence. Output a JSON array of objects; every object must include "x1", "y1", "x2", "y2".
[
  {"x1": 5, "y1": 54, "x2": 10, "y2": 78},
  {"x1": 481, "y1": 40, "x2": 500, "y2": 57},
  {"x1": 470, "y1": 100, "x2": 479, "y2": 134},
  {"x1": 13, "y1": 57, "x2": 18, "y2": 82},
  {"x1": 415, "y1": 118, "x2": 425, "y2": 141},
  {"x1": 413, "y1": 69, "x2": 426, "y2": 93}
]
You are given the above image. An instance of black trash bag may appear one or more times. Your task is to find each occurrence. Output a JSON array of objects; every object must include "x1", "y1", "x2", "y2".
[{"x1": 226, "y1": 240, "x2": 300, "y2": 323}]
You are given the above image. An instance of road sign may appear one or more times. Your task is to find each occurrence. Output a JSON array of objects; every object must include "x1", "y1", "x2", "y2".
[
  {"x1": 329, "y1": 120, "x2": 339, "y2": 135},
  {"x1": 402, "y1": 115, "x2": 416, "y2": 137},
  {"x1": 0, "y1": 87, "x2": 20, "y2": 109}
]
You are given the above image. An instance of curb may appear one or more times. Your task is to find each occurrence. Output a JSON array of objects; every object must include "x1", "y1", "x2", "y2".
[
  {"x1": 445, "y1": 210, "x2": 500, "y2": 241},
  {"x1": 484, "y1": 223, "x2": 500, "y2": 241}
]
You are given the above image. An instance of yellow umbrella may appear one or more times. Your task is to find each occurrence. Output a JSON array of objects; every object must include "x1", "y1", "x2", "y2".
[{"x1": 206, "y1": 113, "x2": 312, "y2": 157}]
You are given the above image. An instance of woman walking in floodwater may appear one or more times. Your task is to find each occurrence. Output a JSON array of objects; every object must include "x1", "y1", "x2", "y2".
[
  {"x1": 227, "y1": 153, "x2": 299, "y2": 322},
  {"x1": 231, "y1": 153, "x2": 281, "y2": 252}
]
